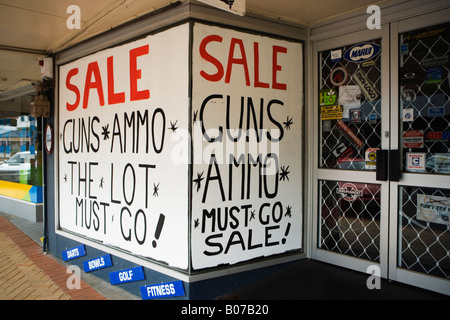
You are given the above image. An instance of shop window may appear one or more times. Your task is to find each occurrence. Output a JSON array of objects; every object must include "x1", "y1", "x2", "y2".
[{"x1": 0, "y1": 115, "x2": 43, "y2": 202}]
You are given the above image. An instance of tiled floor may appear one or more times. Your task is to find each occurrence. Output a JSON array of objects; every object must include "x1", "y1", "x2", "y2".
[{"x1": 0, "y1": 215, "x2": 106, "y2": 300}]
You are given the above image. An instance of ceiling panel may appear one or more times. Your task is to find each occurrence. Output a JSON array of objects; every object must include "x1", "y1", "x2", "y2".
[
  {"x1": 246, "y1": 0, "x2": 389, "y2": 25},
  {"x1": 0, "y1": 0, "x2": 398, "y2": 97}
]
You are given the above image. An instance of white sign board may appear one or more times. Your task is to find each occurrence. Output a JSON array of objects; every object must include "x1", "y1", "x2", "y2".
[
  {"x1": 58, "y1": 24, "x2": 190, "y2": 269},
  {"x1": 417, "y1": 194, "x2": 450, "y2": 226},
  {"x1": 191, "y1": 23, "x2": 303, "y2": 269},
  {"x1": 406, "y1": 152, "x2": 426, "y2": 172}
]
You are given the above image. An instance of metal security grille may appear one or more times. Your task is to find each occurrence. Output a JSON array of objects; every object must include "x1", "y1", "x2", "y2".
[
  {"x1": 398, "y1": 23, "x2": 450, "y2": 280},
  {"x1": 399, "y1": 23, "x2": 450, "y2": 173},
  {"x1": 319, "y1": 180, "x2": 381, "y2": 262},
  {"x1": 399, "y1": 186, "x2": 450, "y2": 279},
  {"x1": 319, "y1": 39, "x2": 382, "y2": 170}
]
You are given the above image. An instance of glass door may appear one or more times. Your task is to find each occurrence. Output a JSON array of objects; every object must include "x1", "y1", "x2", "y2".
[
  {"x1": 311, "y1": 12, "x2": 450, "y2": 295},
  {"x1": 389, "y1": 17, "x2": 450, "y2": 295},
  {"x1": 312, "y1": 27, "x2": 391, "y2": 277}
]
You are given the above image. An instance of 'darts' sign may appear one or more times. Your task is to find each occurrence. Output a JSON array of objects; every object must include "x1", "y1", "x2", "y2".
[
  {"x1": 58, "y1": 24, "x2": 190, "y2": 269},
  {"x1": 191, "y1": 23, "x2": 303, "y2": 269}
]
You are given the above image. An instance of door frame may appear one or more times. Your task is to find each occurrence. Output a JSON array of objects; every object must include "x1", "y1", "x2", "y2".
[
  {"x1": 388, "y1": 9, "x2": 450, "y2": 295},
  {"x1": 310, "y1": 25, "x2": 391, "y2": 279},
  {"x1": 308, "y1": 5, "x2": 450, "y2": 295}
]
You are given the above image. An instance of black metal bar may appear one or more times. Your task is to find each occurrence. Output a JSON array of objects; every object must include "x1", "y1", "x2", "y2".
[
  {"x1": 376, "y1": 149, "x2": 388, "y2": 181},
  {"x1": 389, "y1": 149, "x2": 400, "y2": 182}
]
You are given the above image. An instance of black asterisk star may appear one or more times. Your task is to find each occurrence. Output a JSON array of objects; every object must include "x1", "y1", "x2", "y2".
[
  {"x1": 283, "y1": 116, "x2": 293, "y2": 130},
  {"x1": 193, "y1": 171, "x2": 204, "y2": 192},
  {"x1": 99, "y1": 177, "x2": 105, "y2": 188},
  {"x1": 101, "y1": 124, "x2": 110, "y2": 140},
  {"x1": 193, "y1": 110, "x2": 198, "y2": 123},
  {"x1": 285, "y1": 205, "x2": 292, "y2": 218},
  {"x1": 153, "y1": 182, "x2": 160, "y2": 197},
  {"x1": 169, "y1": 120, "x2": 178, "y2": 133},
  {"x1": 279, "y1": 165, "x2": 290, "y2": 181}
]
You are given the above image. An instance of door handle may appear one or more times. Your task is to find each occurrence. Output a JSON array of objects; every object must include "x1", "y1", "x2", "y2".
[
  {"x1": 376, "y1": 149, "x2": 388, "y2": 181},
  {"x1": 376, "y1": 149, "x2": 400, "y2": 181},
  {"x1": 389, "y1": 149, "x2": 400, "y2": 182}
]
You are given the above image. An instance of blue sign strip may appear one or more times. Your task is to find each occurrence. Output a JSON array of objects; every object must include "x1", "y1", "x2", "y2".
[
  {"x1": 140, "y1": 281, "x2": 185, "y2": 300},
  {"x1": 62, "y1": 245, "x2": 86, "y2": 261},
  {"x1": 109, "y1": 266, "x2": 145, "y2": 285},
  {"x1": 83, "y1": 254, "x2": 112, "y2": 272}
]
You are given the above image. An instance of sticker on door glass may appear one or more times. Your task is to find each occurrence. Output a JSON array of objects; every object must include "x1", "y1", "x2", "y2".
[
  {"x1": 402, "y1": 130, "x2": 424, "y2": 148},
  {"x1": 433, "y1": 153, "x2": 450, "y2": 174},
  {"x1": 417, "y1": 194, "x2": 450, "y2": 226},
  {"x1": 406, "y1": 152, "x2": 426, "y2": 172},
  {"x1": 425, "y1": 66, "x2": 443, "y2": 84},
  {"x1": 338, "y1": 85, "x2": 361, "y2": 118},
  {"x1": 343, "y1": 42, "x2": 381, "y2": 63},
  {"x1": 365, "y1": 148, "x2": 379, "y2": 170},
  {"x1": 330, "y1": 49, "x2": 342, "y2": 62},
  {"x1": 336, "y1": 120, "x2": 364, "y2": 148},
  {"x1": 319, "y1": 89, "x2": 337, "y2": 106},
  {"x1": 321, "y1": 105, "x2": 343, "y2": 120},
  {"x1": 350, "y1": 108, "x2": 362, "y2": 123},
  {"x1": 353, "y1": 70, "x2": 379, "y2": 101},
  {"x1": 329, "y1": 66, "x2": 348, "y2": 86},
  {"x1": 336, "y1": 182, "x2": 363, "y2": 202},
  {"x1": 428, "y1": 106, "x2": 445, "y2": 117},
  {"x1": 402, "y1": 108, "x2": 414, "y2": 122}
]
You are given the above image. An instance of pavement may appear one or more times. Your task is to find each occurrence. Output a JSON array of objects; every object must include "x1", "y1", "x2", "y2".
[
  {"x1": 0, "y1": 211, "x2": 448, "y2": 301},
  {"x1": 0, "y1": 212, "x2": 138, "y2": 300}
]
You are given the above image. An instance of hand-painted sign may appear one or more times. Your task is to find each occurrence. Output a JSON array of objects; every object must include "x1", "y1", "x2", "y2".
[
  {"x1": 58, "y1": 24, "x2": 190, "y2": 269},
  {"x1": 59, "y1": 22, "x2": 303, "y2": 272},
  {"x1": 109, "y1": 266, "x2": 145, "y2": 285},
  {"x1": 62, "y1": 244, "x2": 86, "y2": 261},
  {"x1": 140, "y1": 280, "x2": 185, "y2": 300},
  {"x1": 191, "y1": 23, "x2": 303, "y2": 269},
  {"x1": 83, "y1": 254, "x2": 112, "y2": 272}
]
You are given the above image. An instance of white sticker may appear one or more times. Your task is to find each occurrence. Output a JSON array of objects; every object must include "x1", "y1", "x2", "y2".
[
  {"x1": 434, "y1": 153, "x2": 450, "y2": 174},
  {"x1": 403, "y1": 108, "x2": 414, "y2": 122},
  {"x1": 406, "y1": 152, "x2": 426, "y2": 172},
  {"x1": 331, "y1": 49, "x2": 342, "y2": 62},
  {"x1": 338, "y1": 85, "x2": 361, "y2": 118}
]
